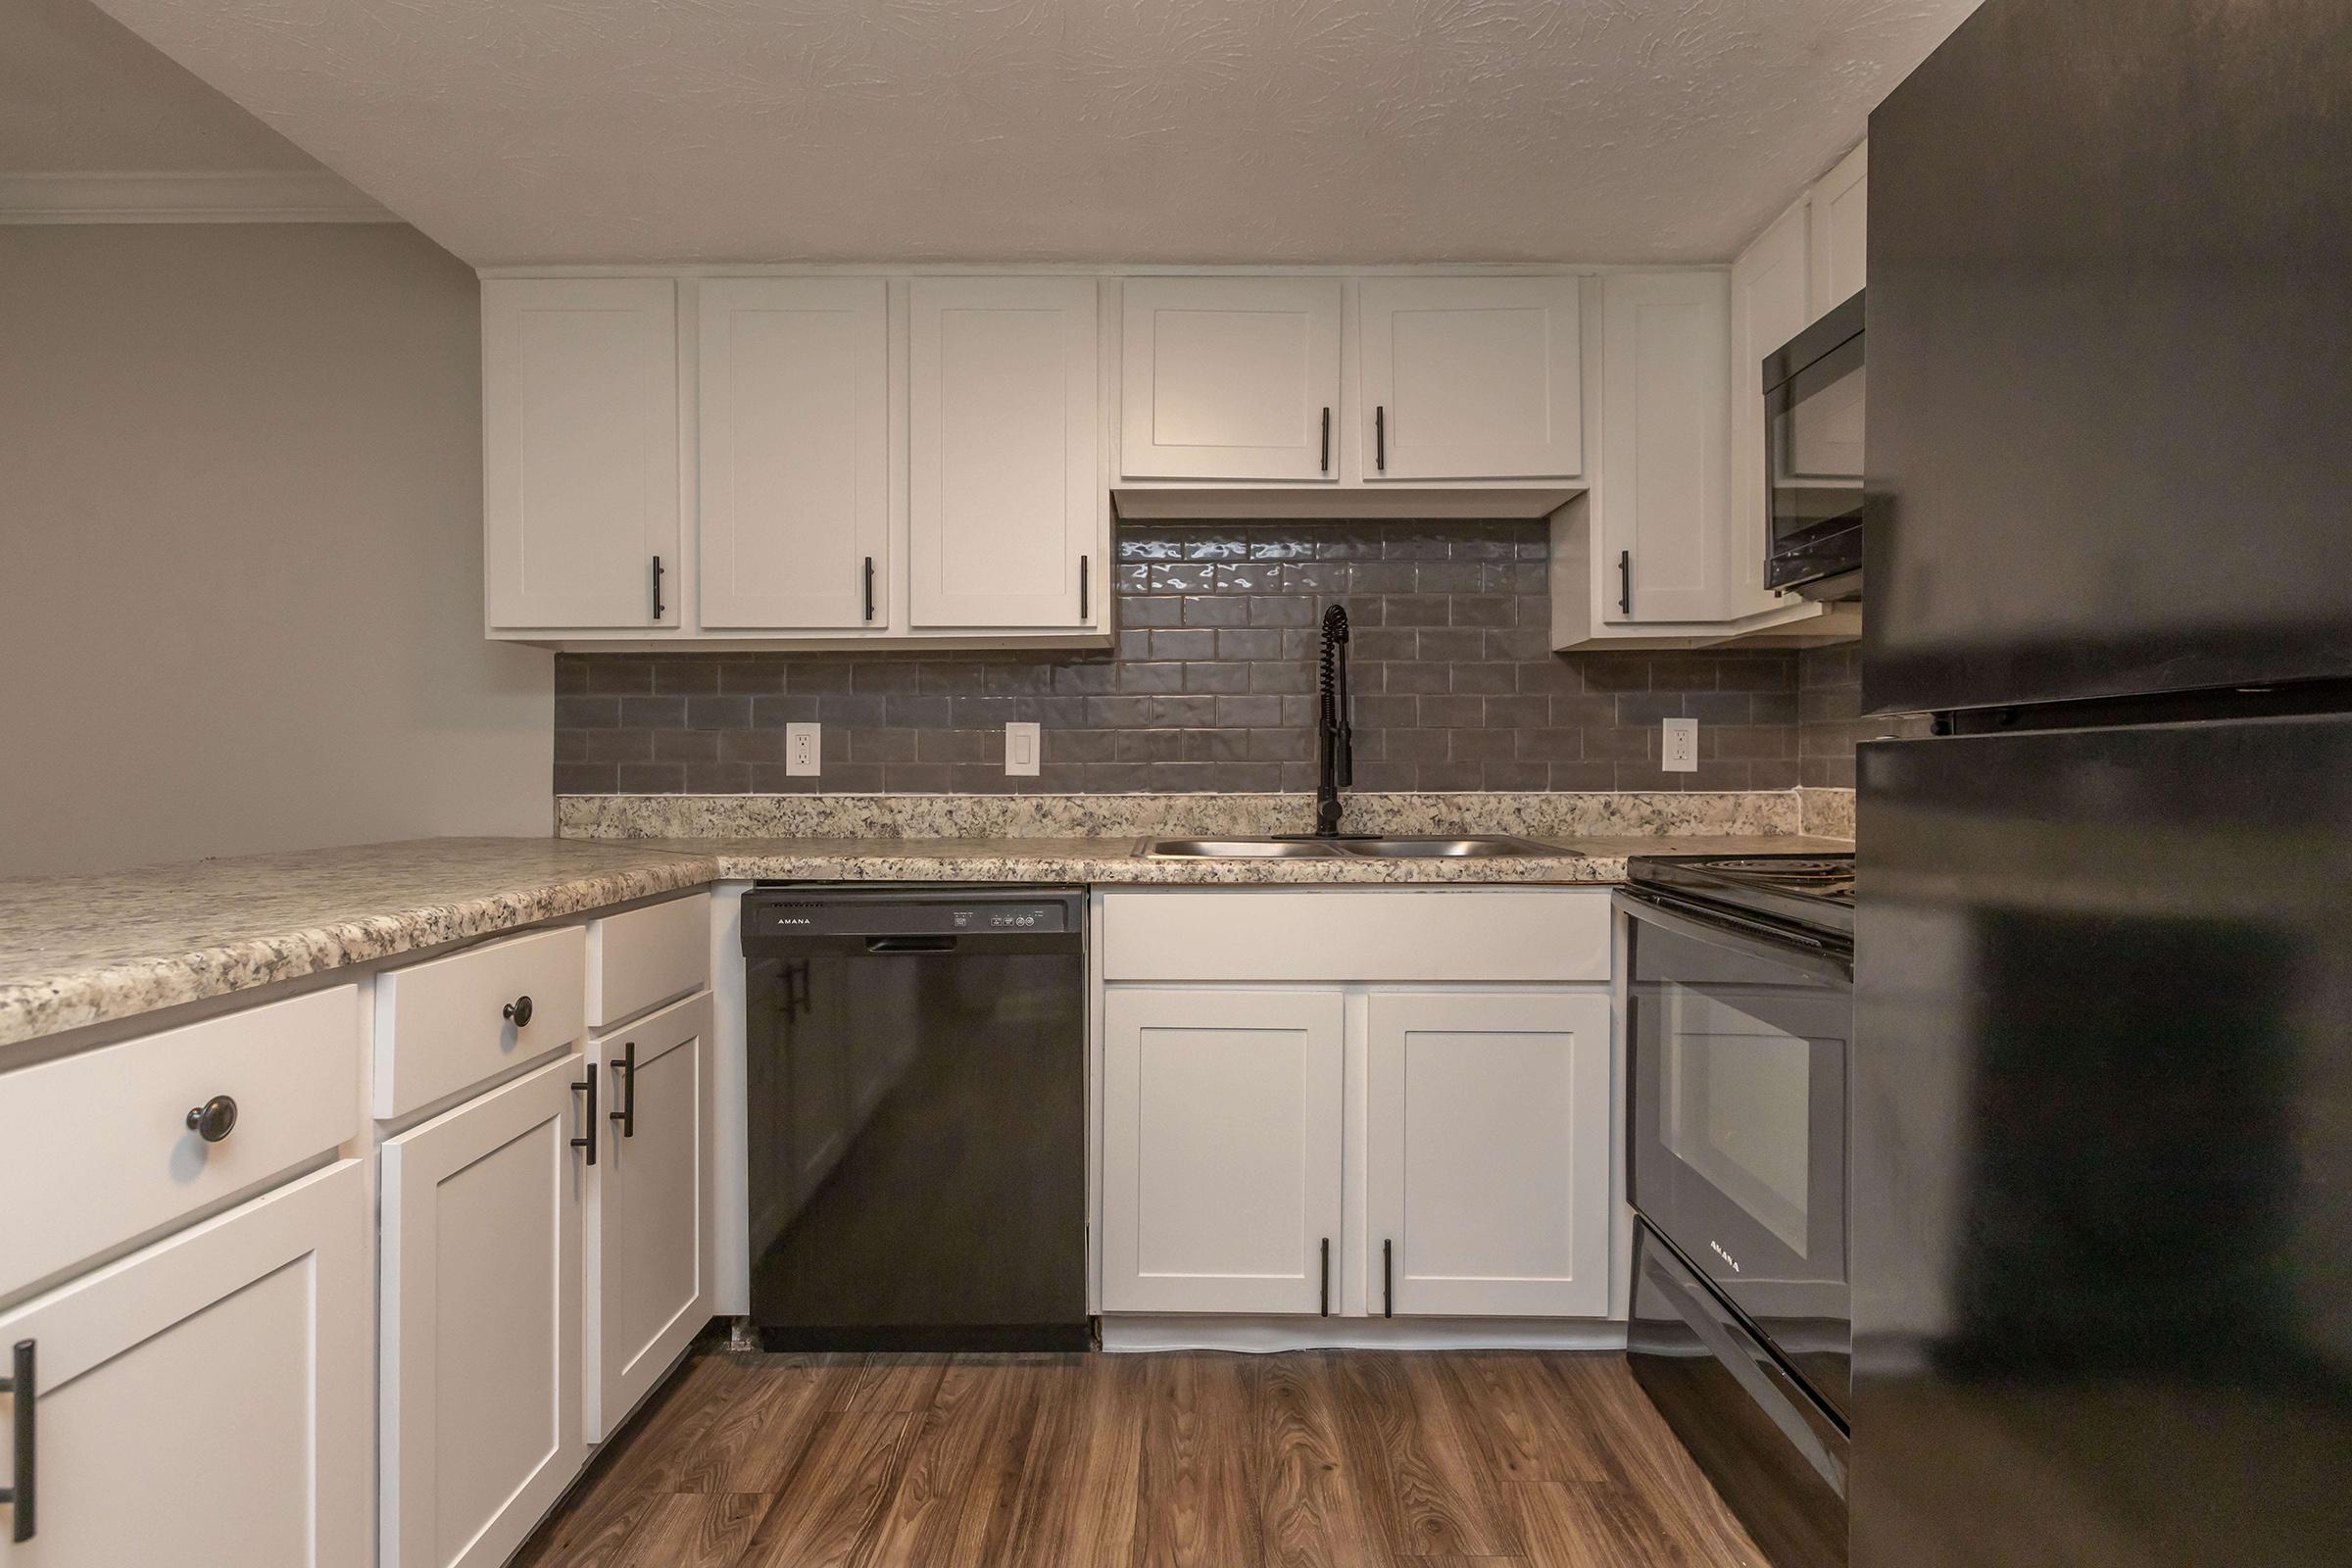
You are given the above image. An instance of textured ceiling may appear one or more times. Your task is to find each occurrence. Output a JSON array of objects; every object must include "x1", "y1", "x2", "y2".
[
  {"x1": 84, "y1": 0, "x2": 1981, "y2": 268},
  {"x1": 0, "y1": 0, "x2": 324, "y2": 172}
]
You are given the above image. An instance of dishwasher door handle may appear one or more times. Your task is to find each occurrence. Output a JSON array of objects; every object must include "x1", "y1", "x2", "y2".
[{"x1": 863, "y1": 936, "x2": 959, "y2": 954}]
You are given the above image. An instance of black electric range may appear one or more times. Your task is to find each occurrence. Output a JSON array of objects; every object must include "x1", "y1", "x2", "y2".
[{"x1": 1616, "y1": 851, "x2": 1856, "y2": 1568}]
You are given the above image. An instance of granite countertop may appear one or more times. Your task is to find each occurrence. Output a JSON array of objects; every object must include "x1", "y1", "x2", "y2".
[{"x1": 0, "y1": 828, "x2": 1849, "y2": 1050}]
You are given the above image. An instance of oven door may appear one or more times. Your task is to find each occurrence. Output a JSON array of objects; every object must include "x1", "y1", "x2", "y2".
[{"x1": 1620, "y1": 889, "x2": 1852, "y2": 1413}]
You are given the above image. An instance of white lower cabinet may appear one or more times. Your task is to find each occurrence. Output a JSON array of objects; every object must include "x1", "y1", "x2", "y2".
[
  {"x1": 0, "y1": 1160, "x2": 370, "y2": 1567},
  {"x1": 1366, "y1": 991, "x2": 1612, "y2": 1318},
  {"x1": 1100, "y1": 988, "x2": 1344, "y2": 1314},
  {"x1": 380, "y1": 1053, "x2": 588, "y2": 1568},
  {"x1": 585, "y1": 991, "x2": 712, "y2": 1442}
]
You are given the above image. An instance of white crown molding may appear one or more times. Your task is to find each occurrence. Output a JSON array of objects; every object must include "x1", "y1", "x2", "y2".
[{"x1": 0, "y1": 170, "x2": 398, "y2": 224}]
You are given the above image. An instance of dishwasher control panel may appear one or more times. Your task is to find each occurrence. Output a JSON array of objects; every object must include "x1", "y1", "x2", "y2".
[{"x1": 746, "y1": 888, "x2": 1080, "y2": 939}]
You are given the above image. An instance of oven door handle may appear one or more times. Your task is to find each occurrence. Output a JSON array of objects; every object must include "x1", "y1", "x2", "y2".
[{"x1": 1613, "y1": 889, "x2": 1852, "y2": 985}]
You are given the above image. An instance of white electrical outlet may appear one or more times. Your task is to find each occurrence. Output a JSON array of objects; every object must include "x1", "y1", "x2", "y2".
[
  {"x1": 1662, "y1": 717, "x2": 1699, "y2": 773},
  {"x1": 785, "y1": 722, "x2": 821, "y2": 777},
  {"x1": 1004, "y1": 721, "x2": 1041, "y2": 777}
]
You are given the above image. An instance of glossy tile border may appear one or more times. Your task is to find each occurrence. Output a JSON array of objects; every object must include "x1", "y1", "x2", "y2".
[{"x1": 557, "y1": 790, "x2": 1805, "y2": 841}]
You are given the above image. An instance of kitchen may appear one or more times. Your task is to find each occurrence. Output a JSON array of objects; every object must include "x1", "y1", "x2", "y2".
[{"x1": 2, "y1": 2, "x2": 2345, "y2": 1566}]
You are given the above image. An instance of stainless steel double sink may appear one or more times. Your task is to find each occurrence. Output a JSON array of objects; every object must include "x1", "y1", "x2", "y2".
[{"x1": 1145, "y1": 835, "x2": 1561, "y2": 859}]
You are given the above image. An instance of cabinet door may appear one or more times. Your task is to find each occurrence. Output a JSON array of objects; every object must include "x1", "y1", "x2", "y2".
[
  {"x1": 698, "y1": 279, "x2": 890, "y2": 629},
  {"x1": 483, "y1": 278, "x2": 679, "y2": 630},
  {"x1": 1101, "y1": 988, "x2": 1343, "y2": 1315},
  {"x1": 1360, "y1": 276, "x2": 1583, "y2": 479},
  {"x1": 1120, "y1": 277, "x2": 1341, "y2": 481},
  {"x1": 381, "y1": 1054, "x2": 587, "y2": 1568},
  {"x1": 1726, "y1": 206, "x2": 1815, "y2": 618},
  {"x1": 908, "y1": 277, "x2": 1101, "y2": 629},
  {"x1": 1808, "y1": 142, "x2": 1868, "y2": 317},
  {"x1": 1597, "y1": 270, "x2": 1732, "y2": 622},
  {"x1": 1367, "y1": 991, "x2": 1611, "y2": 1318},
  {"x1": 586, "y1": 992, "x2": 711, "y2": 1442},
  {"x1": 0, "y1": 1161, "x2": 369, "y2": 1568}
]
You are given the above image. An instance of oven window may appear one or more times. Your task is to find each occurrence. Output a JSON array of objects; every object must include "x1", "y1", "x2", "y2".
[{"x1": 1665, "y1": 989, "x2": 1818, "y2": 1255}]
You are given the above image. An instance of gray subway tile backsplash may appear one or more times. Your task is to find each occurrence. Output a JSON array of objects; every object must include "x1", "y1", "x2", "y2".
[{"x1": 554, "y1": 519, "x2": 1830, "y2": 797}]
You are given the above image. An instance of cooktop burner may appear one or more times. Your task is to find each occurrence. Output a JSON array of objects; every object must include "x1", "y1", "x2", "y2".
[{"x1": 1625, "y1": 851, "x2": 1855, "y2": 938}]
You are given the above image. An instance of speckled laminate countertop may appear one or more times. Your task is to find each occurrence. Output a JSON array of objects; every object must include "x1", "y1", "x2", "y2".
[{"x1": 0, "y1": 829, "x2": 1849, "y2": 1049}]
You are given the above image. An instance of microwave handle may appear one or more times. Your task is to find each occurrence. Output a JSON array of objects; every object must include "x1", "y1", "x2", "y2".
[{"x1": 1613, "y1": 890, "x2": 1852, "y2": 985}]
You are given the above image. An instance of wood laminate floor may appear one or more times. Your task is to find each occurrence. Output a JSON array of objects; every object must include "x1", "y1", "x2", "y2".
[{"x1": 514, "y1": 1348, "x2": 1770, "y2": 1568}]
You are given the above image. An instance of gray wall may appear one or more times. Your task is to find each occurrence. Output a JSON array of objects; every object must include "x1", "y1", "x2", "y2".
[
  {"x1": 556, "y1": 520, "x2": 1809, "y2": 797},
  {"x1": 0, "y1": 223, "x2": 551, "y2": 875}
]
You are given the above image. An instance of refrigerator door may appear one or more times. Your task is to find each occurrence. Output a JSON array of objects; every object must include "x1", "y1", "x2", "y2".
[
  {"x1": 1853, "y1": 714, "x2": 2352, "y2": 1567},
  {"x1": 1863, "y1": 0, "x2": 2352, "y2": 716}
]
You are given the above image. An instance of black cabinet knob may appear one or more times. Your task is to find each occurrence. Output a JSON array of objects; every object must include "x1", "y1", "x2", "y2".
[
  {"x1": 502, "y1": 995, "x2": 534, "y2": 1028},
  {"x1": 185, "y1": 1095, "x2": 238, "y2": 1144}
]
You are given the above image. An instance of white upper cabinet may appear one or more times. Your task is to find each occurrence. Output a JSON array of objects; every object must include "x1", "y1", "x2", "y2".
[
  {"x1": 1120, "y1": 277, "x2": 1341, "y2": 481},
  {"x1": 908, "y1": 277, "x2": 1102, "y2": 629},
  {"x1": 698, "y1": 278, "x2": 890, "y2": 630},
  {"x1": 1726, "y1": 205, "x2": 1815, "y2": 619},
  {"x1": 483, "y1": 278, "x2": 679, "y2": 631},
  {"x1": 1596, "y1": 270, "x2": 1732, "y2": 623},
  {"x1": 1809, "y1": 141, "x2": 1869, "y2": 314},
  {"x1": 1366, "y1": 991, "x2": 1611, "y2": 1318},
  {"x1": 1359, "y1": 276, "x2": 1584, "y2": 480}
]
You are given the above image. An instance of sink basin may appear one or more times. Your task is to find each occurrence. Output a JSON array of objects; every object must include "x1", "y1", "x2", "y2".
[
  {"x1": 1145, "y1": 838, "x2": 1352, "y2": 858},
  {"x1": 1146, "y1": 835, "x2": 1560, "y2": 859}
]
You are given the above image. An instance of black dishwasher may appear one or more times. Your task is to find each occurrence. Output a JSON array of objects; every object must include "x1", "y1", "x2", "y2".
[{"x1": 742, "y1": 885, "x2": 1089, "y2": 1350}]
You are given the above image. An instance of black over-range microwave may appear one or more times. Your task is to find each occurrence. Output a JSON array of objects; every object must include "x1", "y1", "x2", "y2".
[{"x1": 1764, "y1": 290, "x2": 1865, "y2": 601}]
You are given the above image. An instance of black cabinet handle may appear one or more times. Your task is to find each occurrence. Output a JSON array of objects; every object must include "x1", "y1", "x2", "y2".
[
  {"x1": 1078, "y1": 555, "x2": 1090, "y2": 623},
  {"x1": 2, "y1": 1339, "x2": 32, "y2": 1543},
  {"x1": 1375, "y1": 406, "x2": 1387, "y2": 472},
  {"x1": 652, "y1": 555, "x2": 666, "y2": 621},
  {"x1": 184, "y1": 1095, "x2": 238, "y2": 1144},
  {"x1": 862, "y1": 557, "x2": 876, "y2": 623},
  {"x1": 571, "y1": 1067, "x2": 597, "y2": 1166},
  {"x1": 1383, "y1": 1238, "x2": 1394, "y2": 1318},
  {"x1": 1319, "y1": 407, "x2": 1331, "y2": 473},
  {"x1": 610, "y1": 1042, "x2": 637, "y2": 1138},
  {"x1": 503, "y1": 995, "x2": 534, "y2": 1029},
  {"x1": 1618, "y1": 550, "x2": 1633, "y2": 615},
  {"x1": 1319, "y1": 1237, "x2": 1331, "y2": 1317}
]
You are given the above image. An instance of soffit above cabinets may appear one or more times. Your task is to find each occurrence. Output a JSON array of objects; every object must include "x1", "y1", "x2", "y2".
[{"x1": 83, "y1": 0, "x2": 1979, "y2": 267}]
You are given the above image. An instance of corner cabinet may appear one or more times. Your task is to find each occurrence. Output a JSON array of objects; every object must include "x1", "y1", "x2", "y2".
[
  {"x1": 483, "y1": 278, "x2": 680, "y2": 633},
  {"x1": 908, "y1": 277, "x2": 1104, "y2": 631}
]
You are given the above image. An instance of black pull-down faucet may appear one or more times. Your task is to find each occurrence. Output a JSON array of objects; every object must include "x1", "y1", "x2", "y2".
[{"x1": 1312, "y1": 604, "x2": 1353, "y2": 837}]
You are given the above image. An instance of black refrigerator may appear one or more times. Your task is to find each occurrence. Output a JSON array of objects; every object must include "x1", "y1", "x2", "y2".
[{"x1": 1854, "y1": 3, "x2": 2352, "y2": 1566}]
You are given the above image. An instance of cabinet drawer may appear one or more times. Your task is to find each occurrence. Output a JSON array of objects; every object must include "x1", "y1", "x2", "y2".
[
  {"x1": 1100, "y1": 888, "x2": 1609, "y2": 983},
  {"x1": 374, "y1": 925, "x2": 586, "y2": 1118},
  {"x1": 586, "y1": 893, "x2": 710, "y2": 1030},
  {"x1": 0, "y1": 984, "x2": 360, "y2": 1301}
]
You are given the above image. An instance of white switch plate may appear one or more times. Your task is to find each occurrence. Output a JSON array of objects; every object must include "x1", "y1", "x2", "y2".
[
  {"x1": 1005, "y1": 721, "x2": 1041, "y2": 777},
  {"x1": 1662, "y1": 717, "x2": 1699, "y2": 773},
  {"x1": 786, "y1": 722, "x2": 821, "y2": 777}
]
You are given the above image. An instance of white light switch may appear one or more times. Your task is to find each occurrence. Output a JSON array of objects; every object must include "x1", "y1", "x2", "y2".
[
  {"x1": 1662, "y1": 717, "x2": 1698, "y2": 773},
  {"x1": 786, "y1": 722, "x2": 821, "y2": 777},
  {"x1": 1005, "y1": 721, "x2": 1041, "y2": 777}
]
